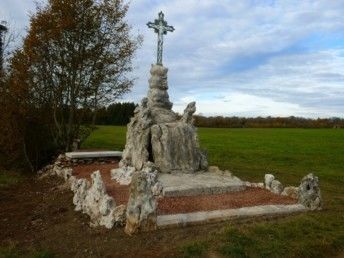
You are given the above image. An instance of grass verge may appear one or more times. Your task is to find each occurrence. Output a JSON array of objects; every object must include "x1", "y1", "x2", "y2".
[{"x1": 80, "y1": 126, "x2": 344, "y2": 257}]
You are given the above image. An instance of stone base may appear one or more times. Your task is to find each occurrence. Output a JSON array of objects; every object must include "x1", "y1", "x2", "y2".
[
  {"x1": 157, "y1": 204, "x2": 307, "y2": 228},
  {"x1": 158, "y1": 171, "x2": 245, "y2": 197},
  {"x1": 66, "y1": 151, "x2": 122, "y2": 159}
]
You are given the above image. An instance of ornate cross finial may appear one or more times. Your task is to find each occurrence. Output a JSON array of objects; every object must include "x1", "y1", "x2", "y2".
[{"x1": 147, "y1": 11, "x2": 174, "y2": 65}]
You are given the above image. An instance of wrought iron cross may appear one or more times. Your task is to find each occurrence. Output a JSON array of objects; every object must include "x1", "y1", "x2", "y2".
[{"x1": 147, "y1": 11, "x2": 175, "y2": 65}]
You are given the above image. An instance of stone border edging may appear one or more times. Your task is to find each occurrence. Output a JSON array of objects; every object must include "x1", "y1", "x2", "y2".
[
  {"x1": 65, "y1": 151, "x2": 122, "y2": 159},
  {"x1": 157, "y1": 204, "x2": 307, "y2": 228}
]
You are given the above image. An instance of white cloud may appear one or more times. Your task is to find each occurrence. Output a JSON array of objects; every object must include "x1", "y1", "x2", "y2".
[
  {"x1": 125, "y1": 0, "x2": 344, "y2": 118},
  {"x1": 1, "y1": 0, "x2": 344, "y2": 117},
  {"x1": 169, "y1": 48, "x2": 344, "y2": 118},
  {"x1": 173, "y1": 92, "x2": 303, "y2": 117}
]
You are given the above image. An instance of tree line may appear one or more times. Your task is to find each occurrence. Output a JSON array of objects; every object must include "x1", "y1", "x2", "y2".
[
  {"x1": 80, "y1": 106, "x2": 344, "y2": 128},
  {"x1": 194, "y1": 116, "x2": 344, "y2": 128},
  {"x1": 83, "y1": 102, "x2": 137, "y2": 125}
]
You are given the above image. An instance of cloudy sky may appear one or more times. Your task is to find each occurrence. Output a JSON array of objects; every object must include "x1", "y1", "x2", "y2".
[{"x1": 1, "y1": 0, "x2": 344, "y2": 118}]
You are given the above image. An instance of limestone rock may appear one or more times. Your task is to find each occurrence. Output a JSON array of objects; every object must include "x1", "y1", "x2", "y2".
[
  {"x1": 37, "y1": 155, "x2": 126, "y2": 229},
  {"x1": 38, "y1": 154, "x2": 73, "y2": 180},
  {"x1": 265, "y1": 174, "x2": 275, "y2": 190},
  {"x1": 281, "y1": 186, "x2": 299, "y2": 199},
  {"x1": 147, "y1": 65, "x2": 173, "y2": 110},
  {"x1": 181, "y1": 102, "x2": 196, "y2": 124},
  {"x1": 151, "y1": 122, "x2": 208, "y2": 173},
  {"x1": 54, "y1": 167, "x2": 73, "y2": 180},
  {"x1": 257, "y1": 182, "x2": 265, "y2": 188},
  {"x1": 271, "y1": 180, "x2": 283, "y2": 194},
  {"x1": 68, "y1": 175, "x2": 77, "y2": 188},
  {"x1": 147, "y1": 65, "x2": 177, "y2": 124},
  {"x1": 71, "y1": 178, "x2": 90, "y2": 211},
  {"x1": 208, "y1": 166, "x2": 221, "y2": 173},
  {"x1": 244, "y1": 181, "x2": 252, "y2": 187},
  {"x1": 244, "y1": 181, "x2": 264, "y2": 188},
  {"x1": 117, "y1": 64, "x2": 208, "y2": 174},
  {"x1": 120, "y1": 98, "x2": 152, "y2": 170},
  {"x1": 298, "y1": 173, "x2": 322, "y2": 210},
  {"x1": 71, "y1": 171, "x2": 126, "y2": 228},
  {"x1": 113, "y1": 205, "x2": 127, "y2": 226},
  {"x1": 125, "y1": 162, "x2": 159, "y2": 234},
  {"x1": 111, "y1": 166, "x2": 135, "y2": 185}
]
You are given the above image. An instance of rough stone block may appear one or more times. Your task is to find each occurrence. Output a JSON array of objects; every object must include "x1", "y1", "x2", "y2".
[
  {"x1": 298, "y1": 173, "x2": 322, "y2": 210},
  {"x1": 271, "y1": 179, "x2": 283, "y2": 194},
  {"x1": 151, "y1": 122, "x2": 207, "y2": 173},
  {"x1": 265, "y1": 174, "x2": 275, "y2": 190},
  {"x1": 281, "y1": 186, "x2": 299, "y2": 199}
]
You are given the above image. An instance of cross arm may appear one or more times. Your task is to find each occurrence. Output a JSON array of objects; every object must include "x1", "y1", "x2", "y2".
[
  {"x1": 164, "y1": 25, "x2": 175, "y2": 33},
  {"x1": 147, "y1": 22, "x2": 159, "y2": 30}
]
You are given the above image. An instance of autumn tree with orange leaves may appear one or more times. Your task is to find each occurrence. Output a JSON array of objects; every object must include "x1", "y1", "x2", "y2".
[
  {"x1": 0, "y1": 0, "x2": 141, "y2": 170},
  {"x1": 16, "y1": 0, "x2": 140, "y2": 148}
]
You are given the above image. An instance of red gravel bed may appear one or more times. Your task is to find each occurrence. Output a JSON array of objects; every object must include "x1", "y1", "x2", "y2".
[
  {"x1": 72, "y1": 163, "x2": 297, "y2": 215},
  {"x1": 72, "y1": 163, "x2": 130, "y2": 205},
  {"x1": 157, "y1": 187, "x2": 297, "y2": 215}
]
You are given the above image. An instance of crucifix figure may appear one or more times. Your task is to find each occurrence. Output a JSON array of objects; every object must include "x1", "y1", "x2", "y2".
[{"x1": 147, "y1": 11, "x2": 175, "y2": 65}]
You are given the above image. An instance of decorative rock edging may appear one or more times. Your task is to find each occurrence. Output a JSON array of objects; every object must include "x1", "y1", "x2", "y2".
[
  {"x1": 111, "y1": 166, "x2": 136, "y2": 185},
  {"x1": 38, "y1": 154, "x2": 126, "y2": 228},
  {"x1": 38, "y1": 154, "x2": 119, "y2": 172},
  {"x1": 38, "y1": 154, "x2": 323, "y2": 233},
  {"x1": 261, "y1": 173, "x2": 322, "y2": 211},
  {"x1": 70, "y1": 171, "x2": 126, "y2": 228},
  {"x1": 38, "y1": 154, "x2": 73, "y2": 180},
  {"x1": 157, "y1": 204, "x2": 307, "y2": 228},
  {"x1": 125, "y1": 162, "x2": 162, "y2": 234},
  {"x1": 65, "y1": 151, "x2": 122, "y2": 159},
  {"x1": 298, "y1": 173, "x2": 322, "y2": 210},
  {"x1": 244, "y1": 181, "x2": 265, "y2": 189}
]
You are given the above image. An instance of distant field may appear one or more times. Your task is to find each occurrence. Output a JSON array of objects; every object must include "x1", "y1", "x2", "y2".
[
  {"x1": 82, "y1": 126, "x2": 344, "y2": 257},
  {"x1": 82, "y1": 125, "x2": 127, "y2": 151}
]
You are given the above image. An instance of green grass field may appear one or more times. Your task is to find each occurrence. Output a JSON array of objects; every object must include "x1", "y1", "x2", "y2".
[{"x1": 83, "y1": 126, "x2": 344, "y2": 257}]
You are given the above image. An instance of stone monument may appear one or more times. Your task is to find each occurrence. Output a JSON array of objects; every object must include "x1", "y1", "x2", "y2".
[
  {"x1": 39, "y1": 13, "x2": 323, "y2": 235},
  {"x1": 112, "y1": 11, "x2": 208, "y2": 234},
  {"x1": 116, "y1": 11, "x2": 208, "y2": 175}
]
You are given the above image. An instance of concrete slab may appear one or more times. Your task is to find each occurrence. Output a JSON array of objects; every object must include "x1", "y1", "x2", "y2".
[
  {"x1": 158, "y1": 171, "x2": 245, "y2": 197},
  {"x1": 65, "y1": 151, "x2": 122, "y2": 159},
  {"x1": 157, "y1": 204, "x2": 307, "y2": 228}
]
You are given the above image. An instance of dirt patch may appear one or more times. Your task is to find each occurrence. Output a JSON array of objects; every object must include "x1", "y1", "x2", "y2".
[
  {"x1": 1, "y1": 175, "x2": 223, "y2": 257},
  {"x1": 0, "y1": 169, "x2": 301, "y2": 257},
  {"x1": 158, "y1": 187, "x2": 297, "y2": 215}
]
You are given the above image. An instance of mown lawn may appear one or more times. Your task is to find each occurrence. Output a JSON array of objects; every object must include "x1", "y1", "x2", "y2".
[
  {"x1": 82, "y1": 125, "x2": 126, "y2": 151},
  {"x1": 82, "y1": 126, "x2": 344, "y2": 257}
]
